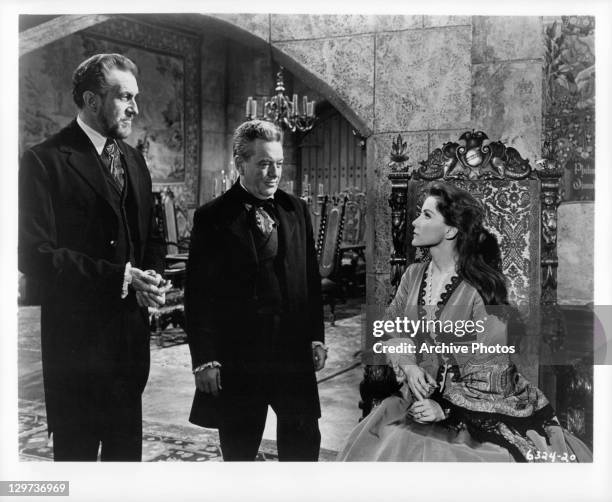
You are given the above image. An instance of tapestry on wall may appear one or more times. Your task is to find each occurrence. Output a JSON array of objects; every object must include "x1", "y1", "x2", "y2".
[
  {"x1": 19, "y1": 16, "x2": 200, "y2": 207},
  {"x1": 543, "y1": 15, "x2": 594, "y2": 202}
]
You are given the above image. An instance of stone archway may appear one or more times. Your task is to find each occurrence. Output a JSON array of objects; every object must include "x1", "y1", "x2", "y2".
[{"x1": 20, "y1": 13, "x2": 373, "y2": 139}]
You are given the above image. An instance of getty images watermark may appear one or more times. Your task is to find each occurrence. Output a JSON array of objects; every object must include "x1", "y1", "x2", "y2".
[{"x1": 361, "y1": 304, "x2": 612, "y2": 365}]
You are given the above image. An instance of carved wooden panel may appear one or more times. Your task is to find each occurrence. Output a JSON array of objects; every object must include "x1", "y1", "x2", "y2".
[
  {"x1": 387, "y1": 131, "x2": 560, "y2": 308},
  {"x1": 409, "y1": 179, "x2": 539, "y2": 306}
]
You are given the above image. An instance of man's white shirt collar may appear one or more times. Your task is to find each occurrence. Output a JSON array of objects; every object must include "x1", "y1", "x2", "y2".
[{"x1": 76, "y1": 114, "x2": 108, "y2": 156}]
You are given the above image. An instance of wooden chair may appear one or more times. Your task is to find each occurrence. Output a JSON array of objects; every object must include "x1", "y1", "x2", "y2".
[
  {"x1": 316, "y1": 194, "x2": 348, "y2": 325},
  {"x1": 360, "y1": 131, "x2": 592, "y2": 447},
  {"x1": 150, "y1": 188, "x2": 190, "y2": 342},
  {"x1": 338, "y1": 188, "x2": 366, "y2": 294}
]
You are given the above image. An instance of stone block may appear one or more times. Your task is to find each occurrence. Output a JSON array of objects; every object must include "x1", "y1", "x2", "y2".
[
  {"x1": 375, "y1": 27, "x2": 472, "y2": 132},
  {"x1": 368, "y1": 132, "x2": 428, "y2": 274},
  {"x1": 271, "y1": 14, "x2": 376, "y2": 41},
  {"x1": 423, "y1": 16, "x2": 471, "y2": 28},
  {"x1": 557, "y1": 201, "x2": 594, "y2": 304},
  {"x1": 274, "y1": 35, "x2": 375, "y2": 132},
  {"x1": 472, "y1": 61, "x2": 542, "y2": 165},
  {"x1": 375, "y1": 15, "x2": 423, "y2": 32},
  {"x1": 472, "y1": 16, "x2": 543, "y2": 63}
]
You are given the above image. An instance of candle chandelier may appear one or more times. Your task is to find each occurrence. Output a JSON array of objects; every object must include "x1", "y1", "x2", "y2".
[{"x1": 245, "y1": 66, "x2": 316, "y2": 133}]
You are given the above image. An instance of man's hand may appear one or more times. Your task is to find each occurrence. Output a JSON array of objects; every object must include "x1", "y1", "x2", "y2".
[
  {"x1": 131, "y1": 267, "x2": 162, "y2": 294},
  {"x1": 312, "y1": 345, "x2": 327, "y2": 371},
  {"x1": 136, "y1": 290, "x2": 165, "y2": 308},
  {"x1": 195, "y1": 367, "x2": 222, "y2": 397}
]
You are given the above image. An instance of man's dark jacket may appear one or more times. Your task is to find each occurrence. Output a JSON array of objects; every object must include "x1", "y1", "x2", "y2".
[
  {"x1": 18, "y1": 120, "x2": 165, "y2": 433},
  {"x1": 186, "y1": 182, "x2": 324, "y2": 428}
]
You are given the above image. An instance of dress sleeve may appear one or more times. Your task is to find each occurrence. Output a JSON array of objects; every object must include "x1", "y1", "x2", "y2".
[
  {"x1": 442, "y1": 295, "x2": 550, "y2": 417},
  {"x1": 382, "y1": 265, "x2": 419, "y2": 369}
]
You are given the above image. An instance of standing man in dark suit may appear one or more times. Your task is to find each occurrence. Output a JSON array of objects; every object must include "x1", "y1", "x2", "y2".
[
  {"x1": 186, "y1": 120, "x2": 327, "y2": 461},
  {"x1": 19, "y1": 54, "x2": 167, "y2": 461}
]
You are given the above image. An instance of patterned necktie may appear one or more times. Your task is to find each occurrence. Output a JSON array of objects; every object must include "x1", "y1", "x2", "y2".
[
  {"x1": 245, "y1": 198, "x2": 277, "y2": 237},
  {"x1": 102, "y1": 139, "x2": 125, "y2": 191}
]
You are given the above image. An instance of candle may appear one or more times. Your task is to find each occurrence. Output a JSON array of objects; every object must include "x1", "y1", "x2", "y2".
[
  {"x1": 304, "y1": 174, "x2": 309, "y2": 185},
  {"x1": 318, "y1": 183, "x2": 324, "y2": 195},
  {"x1": 288, "y1": 181, "x2": 294, "y2": 194},
  {"x1": 307, "y1": 101, "x2": 314, "y2": 117},
  {"x1": 292, "y1": 94, "x2": 298, "y2": 115},
  {"x1": 251, "y1": 99, "x2": 257, "y2": 118},
  {"x1": 246, "y1": 97, "x2": 252, "y2": 118},
  {"x1": 213, "y1": 178, "x2": 218, "y2": 198},
  {"x1": 302, "y1": 96, "x2": 308, "y2": 116}
]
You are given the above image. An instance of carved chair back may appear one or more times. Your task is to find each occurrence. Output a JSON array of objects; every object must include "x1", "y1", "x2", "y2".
[
  {"x1": 384, "y1": 132, "x2": 592, "y2": 445},
  {"x1": 316, "y1": 195, "x2": 348, "y2": 280},
  {"x1": 339, "y1": 188, "x2": 367, "y2": 248},
  {"x1": 388, "y1": 131, "x2": 559, "y2": 307},
  {"x1": 154, "y1": 188, "x2": 190, "y2": 256}
]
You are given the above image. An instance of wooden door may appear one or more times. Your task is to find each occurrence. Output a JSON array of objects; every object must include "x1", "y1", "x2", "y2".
[{"x1": 298, "y1": 108, "x2": 367, "y2": 236}]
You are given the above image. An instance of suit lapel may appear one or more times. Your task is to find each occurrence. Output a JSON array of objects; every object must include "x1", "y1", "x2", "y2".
[
  {"x1": 276, "y1": 196, "x2": 297, "y2": 263},
  {"x1": 118, "y1": 142, "x2": 144, "y2": 244},
  {"x1": 224, "y1": 184, "x2": 258, "y2": 267},
  {"x1": 60, "y1": 121, "x2": 120, "y2": 221}
]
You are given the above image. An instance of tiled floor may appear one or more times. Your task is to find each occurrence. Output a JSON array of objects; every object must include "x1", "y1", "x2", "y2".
[{"x1": 18, "y1": 298, "x2": 364, "y2": 461}]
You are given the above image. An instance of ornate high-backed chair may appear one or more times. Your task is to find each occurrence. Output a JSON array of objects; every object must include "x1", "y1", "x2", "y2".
[
  {"x1": 361, "y1": 131, "x2": 592, "y2": 446},
  {"x1": 338, "y1": 188, "x2": 366, "y2": 294},
  {"x1": 316, "y1": 194, "x2": 348, "y2": 325}
]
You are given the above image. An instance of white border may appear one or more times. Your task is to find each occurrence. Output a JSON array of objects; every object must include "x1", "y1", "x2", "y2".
[{"x1": 2, "y1": 1, "x2": 611, "y2": 501}]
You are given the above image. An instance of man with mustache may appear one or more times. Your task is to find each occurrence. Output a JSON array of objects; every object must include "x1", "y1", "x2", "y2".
[
  {"x1": 186, "y1": 120, "x2": 327, "y2": 460},
  {"x1": 19, "y1": 54, "x2": 166, "y2": 461}
]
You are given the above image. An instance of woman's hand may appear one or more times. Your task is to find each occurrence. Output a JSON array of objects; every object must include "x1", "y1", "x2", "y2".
[
  {"x1": 401, "y1": 365, "x2": 437, "y2": 400},
  {"x1": 408, "y1": 399, "x2": 446, "y2": 423}
]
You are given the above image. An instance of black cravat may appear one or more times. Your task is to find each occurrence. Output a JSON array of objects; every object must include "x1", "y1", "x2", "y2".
[{"x1": 101, "y1": 139, "x2": 125, "y2": 190}]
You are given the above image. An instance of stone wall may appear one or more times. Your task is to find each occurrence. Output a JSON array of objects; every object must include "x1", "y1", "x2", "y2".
[
  {"x1": 236, "y1": 15, "x2": 546, "y2": 309},
  {"x1": 209, "y1": 14, "x2": 590, "y2": 309},
  {"x1": 557, "y1": 202, "x2": 594, "y2": 305},
  {"x1": 18, "y1": 14, "x2": 594, "y2": 305}
]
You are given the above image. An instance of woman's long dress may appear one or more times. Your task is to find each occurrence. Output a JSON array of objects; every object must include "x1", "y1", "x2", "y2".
[{"x1": 338, "y1": 262, "x2": 592, "y2": 462}]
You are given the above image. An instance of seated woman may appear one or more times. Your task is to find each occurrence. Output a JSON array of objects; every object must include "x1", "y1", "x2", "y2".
[{"x1": 338, "y1": 182, "x2": 592, "y2": 462}]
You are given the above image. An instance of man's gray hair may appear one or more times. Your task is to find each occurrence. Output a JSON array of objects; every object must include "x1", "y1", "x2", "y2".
[
  {"x1": 232, "y1": 120, "x2": 283, "y2": 160},
  {"x1": 72, "y1": 53, "x2": 138, "y2": 108}
]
